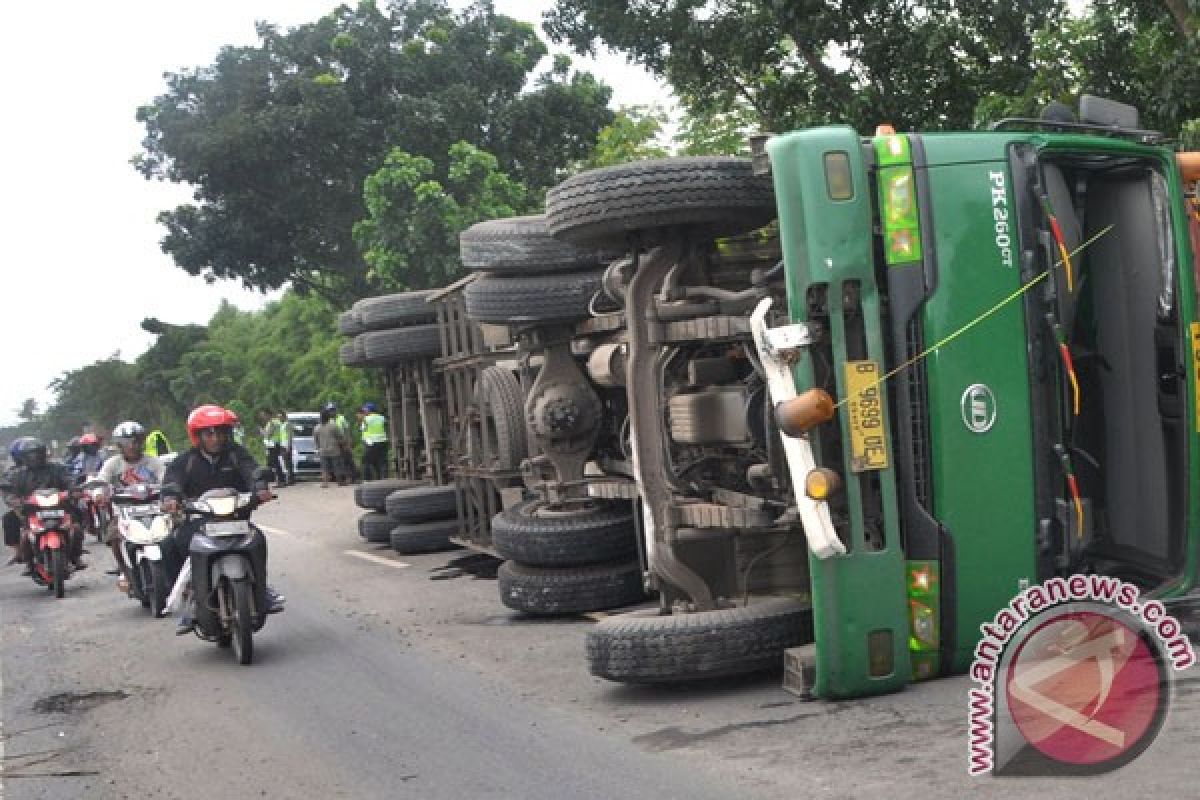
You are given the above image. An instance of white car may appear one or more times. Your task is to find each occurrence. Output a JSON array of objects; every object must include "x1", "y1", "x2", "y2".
[{"x1": 287, "y1": 412, "x2": 322, "y2": 479}]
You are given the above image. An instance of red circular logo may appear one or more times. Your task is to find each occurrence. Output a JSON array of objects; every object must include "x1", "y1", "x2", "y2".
[{"x1": 1005, "y1": 610, "x2": 1166, "y2": 767}]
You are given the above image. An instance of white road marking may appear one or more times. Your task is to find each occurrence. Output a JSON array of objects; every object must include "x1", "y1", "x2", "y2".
[
  {"x1": 257, "y1": 524, "x2": 290, "y2": 536},
  {"x1": 343, "y1": 550, "x2": 410, "y2": 569}
]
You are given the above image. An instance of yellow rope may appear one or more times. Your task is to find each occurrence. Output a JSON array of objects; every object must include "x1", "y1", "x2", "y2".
[{"x1": 830, "y1": 224, "x2": 1114, "y2": 410}]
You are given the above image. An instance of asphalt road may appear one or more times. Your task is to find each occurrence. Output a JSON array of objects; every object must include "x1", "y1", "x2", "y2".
[{"x1": 3, "y1": 483, "x2": 1199, "y2": 799}]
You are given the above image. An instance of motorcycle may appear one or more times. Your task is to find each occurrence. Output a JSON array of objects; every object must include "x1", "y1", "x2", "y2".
[
  {"x1": 111, "y1": 483, "x2": 171, "y2": 617},
  {"x1": 166, "y1": 488, "x2": 270, "y2": 665},
  {"x1": 79, "y1": 478, "x2": 113, "y2": 541},
  {"x1": 21, "y1": 488, "x2": 79, "y2": 598}
]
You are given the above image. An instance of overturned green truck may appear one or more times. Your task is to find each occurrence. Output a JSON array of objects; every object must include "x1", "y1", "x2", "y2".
[{"x1": 558, "y1": 95, "x2": 1200, "y2": 699}]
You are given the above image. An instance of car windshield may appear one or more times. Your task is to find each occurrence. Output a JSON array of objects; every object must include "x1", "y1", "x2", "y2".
[{"x1": 289, "y1": 417, "x2": 319, "y2": 437}]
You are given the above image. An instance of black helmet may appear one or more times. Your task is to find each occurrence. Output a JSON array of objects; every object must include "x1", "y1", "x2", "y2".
[
  {"x1": 11, "y1": 437, "x2": 46, "y2": 468},
  {"x1": 65, "y1": 436, "x2": 82, "y2": 458}
]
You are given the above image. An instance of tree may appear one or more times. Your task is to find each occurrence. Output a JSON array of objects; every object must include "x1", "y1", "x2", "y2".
[
  {"x1": 582, "y1": 106, "x2": 670, "y2": 167},
  {"x1": 354, "y1": 141, "x2": 535, "y2": 289},
  {"x1": 136, "y1": 0, "x2": 614, "y2": 303},
  {"x1": 544, "y1": 1, "x2": 1065, "y2": 133},
  {"x1": 15, "y1": 398, "x2": 37, "y2": 424},
  {"x1": 974, "y1": 1, "x2": 1200, "y2": 135}
]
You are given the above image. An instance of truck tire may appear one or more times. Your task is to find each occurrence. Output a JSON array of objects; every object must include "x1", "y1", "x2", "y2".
[
  {"x1": 355, "y1": 478, "x2": 424, "y2": 511},
  {"x1": 459, "y1": 215, "x2": 617, "y2": 273},
  {"x1": 337, "y1": 310, "x2": 365, "y2": 336},
  {"x1": 385, "y1": 485, "x2": 458, "y2": 523},
  {"x1": 472, "y1": 367, "x2": 527, "y2": 471},
  {"x1": 497, "y1": 559, "x2": 645, "y2": 615},
  {"x1": 357, "y1": 511, "x2": 395, "y2": 544},
  {"x1": 586, "y1": 596, "x2": 812, "y2": 683},
  {"x1": 545, "y1": 157, "x2": 775, "y2": 248},
  {"x1": 390, "y1": 518, "x2": 460, "y2": 554},
  {"x1": 491, "y1": 500, "x2": 637, "y2": 567},
  {"x1": 355, "y1": 291, "x2": 437, "y2": 331},
  {"x1": 361, "y1": 324, "x2": 442, "y2": 362},
  {"x1": 338, "y1": 342, "x2": 365, "y2": 367},
  {"x1": 463, "y1": 270, "x2": 604, "y2": 325}
]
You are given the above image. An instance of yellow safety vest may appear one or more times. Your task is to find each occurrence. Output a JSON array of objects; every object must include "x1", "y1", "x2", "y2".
[{"x1": 361, "y1": 413, "x2": 387, "y2": 445}]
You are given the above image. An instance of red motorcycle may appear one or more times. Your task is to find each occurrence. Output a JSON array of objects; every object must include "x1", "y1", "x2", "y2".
[
  {"x1": 22, "y1": 488, "x2": 79, "y2": 598},
  {"x1": 79, "y1": 478, "x2": 113, "y2": 541}
]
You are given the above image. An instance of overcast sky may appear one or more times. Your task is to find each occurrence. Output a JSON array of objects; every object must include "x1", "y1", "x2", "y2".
[{"x1": 0, "y1": 0, "x2": 672, "y2": 427}]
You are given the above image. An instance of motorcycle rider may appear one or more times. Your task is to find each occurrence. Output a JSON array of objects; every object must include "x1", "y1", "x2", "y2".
[
  {"x1": 3, "y1": 437, "x2": 87, "y2": 571},
  {"x1": 97, "y1": 420, "x2": 166, "y2": 584},
  {"x1": 71, "y1": 433, "x2": 107, "y2": 481},
  {"x1": 161, "y1": 405, "x2": 284, "y2": 632}
]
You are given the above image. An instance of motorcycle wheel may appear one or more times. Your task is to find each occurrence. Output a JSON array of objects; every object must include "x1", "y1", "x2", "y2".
[
  {"x1": 51, "y1": 549, "x2": 65, "y2": 599},
  {"x1": 144, "y1": 561, "x2": 167, "y2": 617},
  {"x1": 229, "y1": 579, "x2": 254, "y2": 665},
  {"x1": 150, "y1": 561, "x2": 168, "y2": 618}
]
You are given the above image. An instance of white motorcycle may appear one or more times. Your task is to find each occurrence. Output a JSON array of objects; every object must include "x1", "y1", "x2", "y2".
[{"x1": 112, "y1": 484, "x2": 172, "y2": 617}]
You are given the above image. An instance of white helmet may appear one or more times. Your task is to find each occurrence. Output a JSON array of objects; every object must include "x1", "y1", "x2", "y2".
[{"x1": 112, "y1": 420, "x2": 147, "y2": 448}]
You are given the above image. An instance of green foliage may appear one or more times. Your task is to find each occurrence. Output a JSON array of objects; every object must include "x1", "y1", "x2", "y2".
[
  {"x1": 675, "y1": 102, "x2": 762, "y2": 156},
  {"x1": 135, "y1": 0, "x2": 613, "y2": 303},
  {"x1": 546, "y1": 0, "x2": 1065, "y2": 133},
  {"x1": 353, "y1": 141, "x2": 535, "y2": 289},
  {"x1": 583, "y1": 106, "x2": 669, "y2": 167},
  {"x1": 4, "y1": 292, "x2": 379, "y2": 463},
  {"x1": 973, "y1": 2, "x2": 1200, "y2": 136}
]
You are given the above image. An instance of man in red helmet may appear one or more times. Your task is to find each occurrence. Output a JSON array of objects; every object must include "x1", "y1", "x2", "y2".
[
  {"x1": 161, "y1": 405, "x2": 284, "y2": 630},
  {"x1": 70, "y1": 432, "x2": 106, "y2": 482}
]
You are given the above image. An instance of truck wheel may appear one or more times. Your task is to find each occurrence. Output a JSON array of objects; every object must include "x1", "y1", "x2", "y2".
[
  {"x1": 357, "y1": 512, "x2": 396, "y2": 544},
  {"x1": 360, "y1": 324, "x2": 442, "y2": 363},
  {"x1": 337, "y1": 309, "x2": 365, "y2": 336},
  {"x1": 497, "y1": 559, "x2": 644, "y2": 615},
  {"x1": 390, "y1": 518, "x2": 460, "y2": 554},
  {"x1": 545, "y1": 157, "x2": 775, "y2": 247},
  {"x1": 471, "y1": 367, "x2": 527, "y2": 471},
  {"x1": 459, "y1": 214, "x2": 618, "y2": 273},
  {"x1": 491, "y1": 500, "x2": 637, "y2": 567},
  {"x1": 354, "y1": 290, "x2": 437, "y2": 331},
  {"x1": 354, "y1": 478, "x2": 425, "y2": 511},
  {"x1": 463, "y1": 270, "x2": 604, "y2": 325},
  {"x1": 586, "y1": 596, "x2": 812, "y2": 683},
  {"x1": 384, "y1": 485, "x2": 458, "y2": 523},
  {"x1": 338, "y1": 342, "x2": 365, "y2": 367}
]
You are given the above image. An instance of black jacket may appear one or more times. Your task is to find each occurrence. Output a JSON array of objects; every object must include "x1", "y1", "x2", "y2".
[
  {"x1": 162, "y1": 444, "x2": 265, "y2": 501},
  {"x1": 8, "y1": 461, "x2": 74, "y2": 498}
]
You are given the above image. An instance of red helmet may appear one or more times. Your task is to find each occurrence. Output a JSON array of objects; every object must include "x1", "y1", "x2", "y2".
[
  {"x1": 79, "y1": 433, "x2": 100, "y2": 446},
  {"x1": 186, "y1": 404, "x2": 239, "y2": 446}
]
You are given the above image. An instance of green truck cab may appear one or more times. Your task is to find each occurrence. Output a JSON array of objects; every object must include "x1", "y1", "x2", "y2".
[{"x1": 765, "y1": 95, "x2": 1200, "y2": 698}]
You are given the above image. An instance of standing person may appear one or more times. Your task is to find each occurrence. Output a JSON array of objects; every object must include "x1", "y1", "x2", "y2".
[
  {"x1": 276, "y1": 411, "x2": 295, "y2": 486},
  {"x1": 97, "y1": 421, "x2": 166, "y2": 585},
  {"x1": 324, "y1": 402, "x2": 359, "y2": 483},
  {"x1": 359, "y1": 402, "x2": 389, "y2": 481},
  {"x1": 313, "y1": 409, "x2": 348, "y2": 487},
  {"x1": 160, "y1": 405, "x2": 284, "y2": 632},
  {"x1": 261, "y1": 410, "x2": 290, "y2": 487}
]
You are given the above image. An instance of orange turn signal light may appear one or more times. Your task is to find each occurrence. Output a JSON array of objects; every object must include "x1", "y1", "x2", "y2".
[
  {"x1": 804, "y1": 468, "x2": 843, "y2": 501},
  {"x1": 775, "y1": 388, "x2": 835, "y2": 436},
  {"x1": 1179, "y1": 152, "x2": 1200, "y2": 183}
]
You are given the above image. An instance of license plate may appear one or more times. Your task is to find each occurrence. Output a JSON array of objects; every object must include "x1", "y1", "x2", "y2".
[
  {"x1": 204, "y1": 520, "x2": 251, "y2": 537},
  {"x1": 141, "y1": 544, "x2": 161, "y2": 560},
  {"x1": 39, "y1": 510, "x2": 65, "y2": 520},
  {"x1": 844, "y1": 360, "x2": 890, "y2": 472}
]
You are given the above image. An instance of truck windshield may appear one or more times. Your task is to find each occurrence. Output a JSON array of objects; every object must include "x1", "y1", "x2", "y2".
[{"x1": 1032, "y1": 154, "x2": 1185, "y2": 587}]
